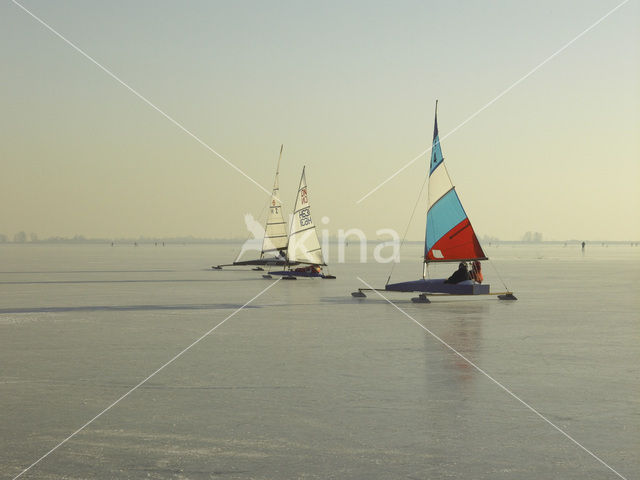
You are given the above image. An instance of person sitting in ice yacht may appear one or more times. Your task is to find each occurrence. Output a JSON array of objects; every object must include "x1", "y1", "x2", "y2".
[
  {"x1": 444, "y1": 262, "x2": 470, "y2": 284},
  {"x1": 293, "y1": 265, "x2": 322, "y2": 274},
  {"x1": 470, "y1": 260, "x2": 483, "y2": 283}
]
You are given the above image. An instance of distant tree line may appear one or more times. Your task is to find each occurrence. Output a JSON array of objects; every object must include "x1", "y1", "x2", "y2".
[
  {"x1": 0, "y1": 231, "x2": 31, "y2": 242},
  {"x1": 480, "y1": 234, "x2": 500, "y2": 244},
  {"x1": 0, "y1": 231, "x2": 87, "y2": 243},
  {"x1": 0, "y1": 230, "x2": 633, "y2": 245},
  {"x1": 0, "y1": 232, "x2": 241, "y2": 244},
  {"x1": 521, "y1": 231, "x2": 543, "y2": 243}
]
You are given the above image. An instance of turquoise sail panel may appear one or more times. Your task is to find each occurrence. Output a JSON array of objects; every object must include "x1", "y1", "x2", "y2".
[{"x1": 425, "y1": 189, "x2": 466, "y2": 254}]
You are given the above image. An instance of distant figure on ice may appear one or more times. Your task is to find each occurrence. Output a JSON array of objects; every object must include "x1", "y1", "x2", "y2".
[
  {"x1": 581, "y1": 241, "x2": 585, "y2": 252},
  {"x1": 444, "y1": 262, "x2": 470, "y2": 284}
]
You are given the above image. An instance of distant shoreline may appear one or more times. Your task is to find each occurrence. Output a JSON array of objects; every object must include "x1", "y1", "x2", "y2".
[{"x1": 1, "y1": 239, "x2": 637, "y2": 246}]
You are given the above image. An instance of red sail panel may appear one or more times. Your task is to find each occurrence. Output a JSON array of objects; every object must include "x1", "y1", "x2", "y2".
[{"x1": 426, "y1": 218, "x2": 486, "y2": 262}]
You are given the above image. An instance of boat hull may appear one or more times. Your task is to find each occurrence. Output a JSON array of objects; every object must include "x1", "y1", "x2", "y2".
[
  {"x1": 385, "y1": 278, "x2": 489, "y2": 295},
  {"x1": 269, "y1": 270, "x2": 324, "y2": 278},
  {"x1": 232, "y1": 259, "x2": 296, "y2": 266}
]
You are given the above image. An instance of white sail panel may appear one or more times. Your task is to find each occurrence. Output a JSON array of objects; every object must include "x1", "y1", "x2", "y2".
[
  {"x1": 262, "y1": 147, "x2": 288, "y2": 256},
  {"x1": 427, "y1": 162, "x2": 453, "y2": 210},
  {"x1": 287, "y1": 167, "x2": 325, "y2": 265}
]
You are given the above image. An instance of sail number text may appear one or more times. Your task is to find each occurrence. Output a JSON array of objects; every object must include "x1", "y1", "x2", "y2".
[{"x1": 299, "y1": 207, "x2": 312, "y2": 227}]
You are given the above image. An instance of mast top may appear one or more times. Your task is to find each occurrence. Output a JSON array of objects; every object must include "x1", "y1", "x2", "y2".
[{"x1": 276, "y1": 144, "x2": 283, "y2": 174}]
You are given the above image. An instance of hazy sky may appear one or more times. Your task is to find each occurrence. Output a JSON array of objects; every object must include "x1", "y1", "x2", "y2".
[{"x1": 1, "y1": 0, "x2": 638, "y2": 241}]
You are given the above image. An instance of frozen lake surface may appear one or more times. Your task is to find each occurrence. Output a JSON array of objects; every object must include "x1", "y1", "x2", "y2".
[{"x1": 1, "y1": 243, "x2": 638, "y2": 479}]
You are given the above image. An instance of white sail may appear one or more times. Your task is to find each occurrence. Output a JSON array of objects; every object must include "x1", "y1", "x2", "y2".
[
  {"x1": 287, "y1": 167, "x2": 325, "y2": 265},
  {"x1": 261, "y1": 145, "x2": 289, "y2": 257}
]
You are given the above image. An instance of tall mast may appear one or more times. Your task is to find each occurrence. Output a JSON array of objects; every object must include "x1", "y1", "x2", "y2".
[
  {"x1": 423, "y1": 99, "x2": 438, "y2": 276},
  {"x1": 261, "y1": 144, "x2": 289, "y2": 257},
  {"x1": 276, "y1": 144, "x2": 283, "y2": 176}
]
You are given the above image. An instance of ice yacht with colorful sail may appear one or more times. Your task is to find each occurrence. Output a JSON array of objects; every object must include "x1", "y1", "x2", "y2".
[{"x1": 352, "y1": 102, "x2": 515, "y2": 302}]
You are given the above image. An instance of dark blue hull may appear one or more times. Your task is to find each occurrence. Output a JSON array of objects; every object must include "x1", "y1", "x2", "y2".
[
  {"x1": 385, "y1": 278, "x2": 490, "y2": 295},
  {"x1": 269, "y1": 270, "x2": 324, "y2": 278}
]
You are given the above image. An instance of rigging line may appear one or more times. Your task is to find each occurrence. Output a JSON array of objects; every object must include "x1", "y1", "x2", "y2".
[
  {"x1": 487, "y1": 255, "x2": 510, "y2": 292},
  {"x1": 386, "y1": 167, "x2": 430, "y2": 284}
]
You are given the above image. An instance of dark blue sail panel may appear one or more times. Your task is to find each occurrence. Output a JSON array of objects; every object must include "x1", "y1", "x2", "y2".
[{"x1": 429, "y1": 117, "x2": 444, "y2": 175}]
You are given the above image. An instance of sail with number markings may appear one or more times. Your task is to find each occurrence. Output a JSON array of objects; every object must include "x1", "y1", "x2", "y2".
[
  {"x1": 261, "y1": 145, "x2": 289, "y2": 257},
  {"x1": 287, "y1": 167, "x2": 325, "y2": 265},
  {"x1": 425, "y1": 104, "x2": 487, "y2": 262}
]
